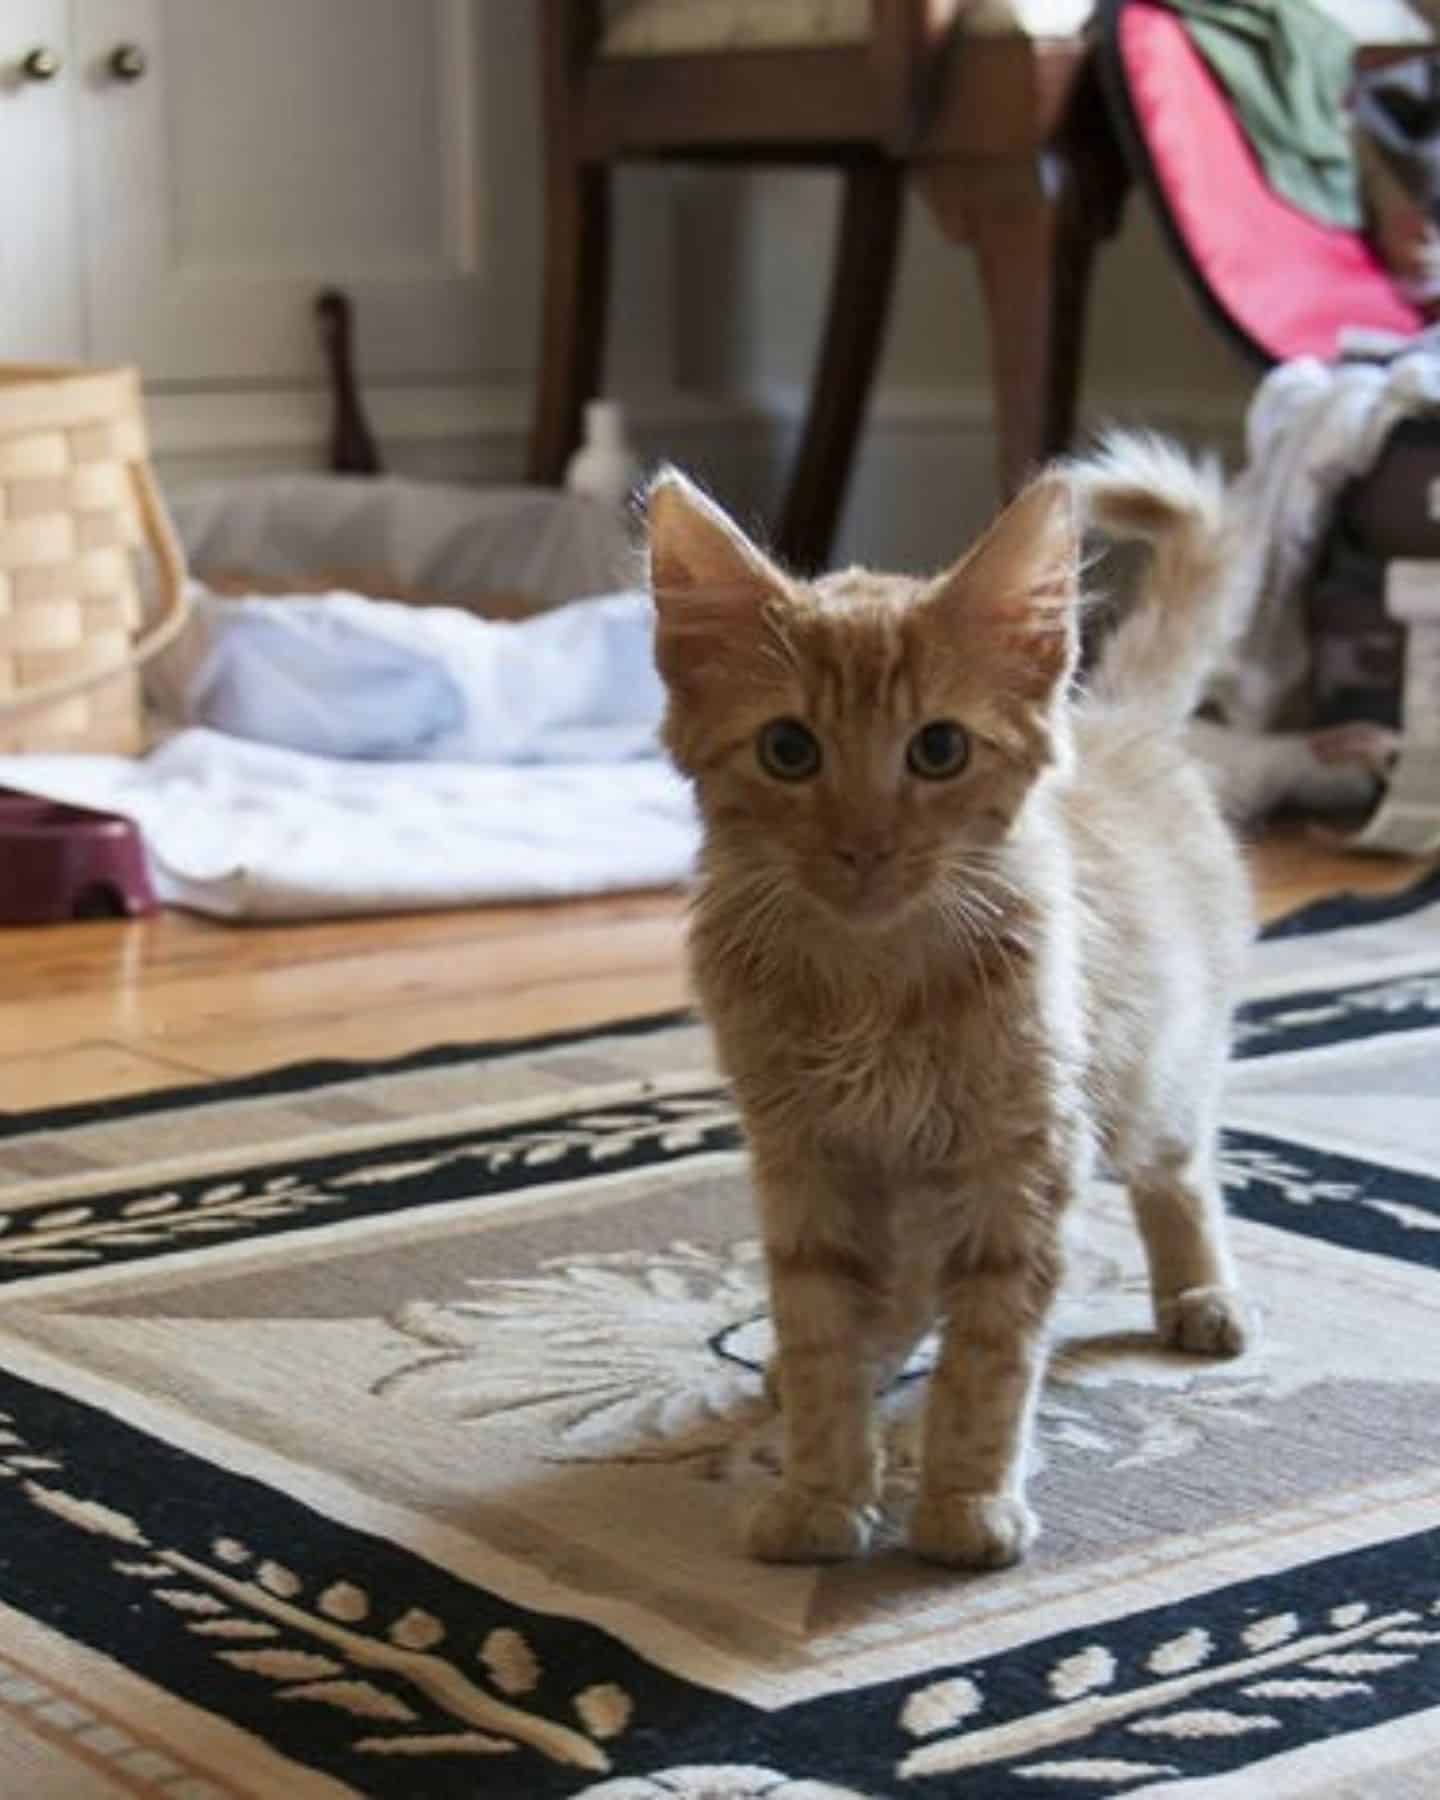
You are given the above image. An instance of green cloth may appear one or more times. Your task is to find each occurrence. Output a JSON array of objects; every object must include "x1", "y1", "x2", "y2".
[{"x1": 1162, "y1": 0, "x2": 1362, "y2": 228}]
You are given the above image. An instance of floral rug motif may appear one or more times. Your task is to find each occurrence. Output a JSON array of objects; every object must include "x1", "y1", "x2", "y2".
[{"x1": 1, "y1": 872, "x2": 1439, "y2": 1798}]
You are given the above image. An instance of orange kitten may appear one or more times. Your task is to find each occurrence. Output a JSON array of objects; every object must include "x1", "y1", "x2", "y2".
[{"x1": 648, "y1": 435, "x2": 1254, "y2": 1569}]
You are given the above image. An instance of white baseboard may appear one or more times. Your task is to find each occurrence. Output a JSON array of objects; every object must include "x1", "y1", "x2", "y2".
[
  {"x1": 757, "y1": 379, "x2": 1248, "y2": 441},
  {"x1": 148, "y1": 379, "x2": 531, "y2": 487},
  {"x1": 149, "y1": 376, "x2": 1248, "y2": 570},
  {"x1": 735, "y1": 381, "x2": 1247, "y2": 569},
  {"x1": 147, "y1": 378, "x2": 782, "y2": 485}
]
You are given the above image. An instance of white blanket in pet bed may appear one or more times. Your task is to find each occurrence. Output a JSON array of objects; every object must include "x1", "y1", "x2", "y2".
[
  {"x1": 0, "y1": 728, "x2": 698, "y2": 921},
  {"x1": 0, "y1": 574, "x2": 1393, "y2": 920},
  {"x1": 0, "y1": 586, "x2": 699, "y2": 920}
]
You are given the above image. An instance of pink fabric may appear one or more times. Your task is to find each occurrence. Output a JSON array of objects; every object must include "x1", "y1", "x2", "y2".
[{"x1": 1119, "y1": 2, "x2": 1421, "y2": 361}]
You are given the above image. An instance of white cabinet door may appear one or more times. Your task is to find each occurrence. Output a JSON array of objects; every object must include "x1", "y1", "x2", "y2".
[
  {"x1": 72, "y1": 0, "x2": 506, "y2": 386},
  {"x1": 0, "y1": 2, "x2": 84, "y2": 360}
]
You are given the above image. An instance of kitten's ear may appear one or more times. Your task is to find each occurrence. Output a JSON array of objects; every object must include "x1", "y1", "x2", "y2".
[
  {"x1": 925, "y1": 474, "x2": 1080, "y2": 699},
  {"x1": 647, "y1": 469, "x2": 791, "y2": 694},
  {"x1": 648, "y1": 468, "x2": 781, "y2": 599}
]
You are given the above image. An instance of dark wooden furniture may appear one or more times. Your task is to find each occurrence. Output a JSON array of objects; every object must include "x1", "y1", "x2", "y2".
[
  {"x1": 316, "y1": 289, "x2": 384, "y2": 476},
  {"x1": 529, "y1": 1, "x2": 1129, "y2": 568}
]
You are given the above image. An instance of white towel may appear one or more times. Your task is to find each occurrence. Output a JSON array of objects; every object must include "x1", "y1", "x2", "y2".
[{"x1": 0, "y1": 729, "x2": 698, "y2": 920}]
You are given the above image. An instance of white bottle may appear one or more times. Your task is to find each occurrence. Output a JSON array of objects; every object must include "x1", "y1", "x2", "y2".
[{"x1": 564, "y1": 399, "x2": 641, "y2": 509}]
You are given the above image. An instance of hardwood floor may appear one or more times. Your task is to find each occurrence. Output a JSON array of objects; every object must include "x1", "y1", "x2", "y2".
[{"x1": 1, "y1": 827, "x2": 1428, "y2": 1112}]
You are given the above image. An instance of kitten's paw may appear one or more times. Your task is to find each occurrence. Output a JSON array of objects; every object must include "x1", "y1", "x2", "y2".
[
  {"x1": 1159, "y1": 1285, "x2": 1253, "y2": 1357},
  {"x1": 909, "y1": 1492, "x2": 1037, "y2": 1570},
  {"x1": 745, "y1": 1487, "x2": 876, "y2": 1563}
]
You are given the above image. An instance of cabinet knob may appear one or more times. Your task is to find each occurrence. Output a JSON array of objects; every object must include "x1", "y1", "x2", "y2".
[
  {"x1": 109, "y1": 44, "x2": 148, "y2": 82},
  {"x1": 20, "y1": 47, "x2": 62, "y2": 81}
]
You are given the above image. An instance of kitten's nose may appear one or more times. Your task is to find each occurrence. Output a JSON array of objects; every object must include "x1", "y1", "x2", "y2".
[{"x1": 834, "y1": 842, "x2": 897, "y2": 877}]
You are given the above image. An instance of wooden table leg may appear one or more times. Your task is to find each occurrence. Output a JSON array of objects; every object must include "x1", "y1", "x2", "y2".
[
  {"x1": 917, "y1": 74, "x2": 1128, "y2": 499},
  {"x1": 777, "y1": 158, "x2": 905, "y2": 572},
  {"x1": 918, "y1": 149, "x2": 1111, "y2": 498}
]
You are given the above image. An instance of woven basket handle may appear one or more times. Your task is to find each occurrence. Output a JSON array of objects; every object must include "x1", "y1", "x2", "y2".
[{"x1": 0, "y1": 456, "x2": 191, "y2": 725}]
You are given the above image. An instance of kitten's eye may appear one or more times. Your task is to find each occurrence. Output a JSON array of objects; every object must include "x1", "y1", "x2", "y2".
[
  {"x1": 906, "y1": 719, "x2": 970, "y2": 780},
  {"x1": 757, "y1": 717, "x2": 821, "y2": 782}
]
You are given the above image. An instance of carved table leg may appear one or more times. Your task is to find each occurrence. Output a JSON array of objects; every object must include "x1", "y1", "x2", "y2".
[{"x1": 917, "y1": 86, "x2": 1127, "y2": 498}]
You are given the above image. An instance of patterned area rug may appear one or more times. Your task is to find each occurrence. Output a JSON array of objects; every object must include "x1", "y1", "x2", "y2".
[{"x1": 2, "y1": 876, "x2": 1439, "y2": 1800}]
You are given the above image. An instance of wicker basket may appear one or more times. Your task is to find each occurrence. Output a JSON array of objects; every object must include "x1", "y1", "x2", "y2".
[{"x1": 0, "y1": 363, "x2": 189, "y2": 754}]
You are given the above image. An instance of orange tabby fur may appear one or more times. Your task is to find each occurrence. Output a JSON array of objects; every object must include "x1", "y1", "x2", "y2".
[{"x1": 649, "y1": 435, "x2": 1253, "y2": 1568}]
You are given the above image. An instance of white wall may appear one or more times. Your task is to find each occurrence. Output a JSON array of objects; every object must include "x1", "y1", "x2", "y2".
[{"x1": 142, "y1": 0, "x2": 673, "y2": 496}]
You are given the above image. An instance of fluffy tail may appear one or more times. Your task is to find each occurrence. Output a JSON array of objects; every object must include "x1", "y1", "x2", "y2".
[{"x1": 1069, "y1": 430, "x2": 1242, "y2": 725}]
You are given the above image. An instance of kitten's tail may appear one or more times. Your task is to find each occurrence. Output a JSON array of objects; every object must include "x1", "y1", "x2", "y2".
[{"x1": 1069, "y1": 430, "x2": 1243, "y2": 726}]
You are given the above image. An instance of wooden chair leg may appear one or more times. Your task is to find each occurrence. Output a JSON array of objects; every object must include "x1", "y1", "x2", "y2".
[
  {"x1": 527, "y1": 157, "x2": 612, "y2": 486},
  {"x1": 777, "y1": 159, "x2": 905, "y2": 571}
]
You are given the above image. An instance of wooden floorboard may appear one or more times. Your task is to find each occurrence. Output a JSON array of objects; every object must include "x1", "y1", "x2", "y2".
[
  {"x1": 0, "y1": 1042, "x2": 212, "y2": 1111},
  {"x1": 5, "y1": 906, "x2": 689, "y2": 1061},
  {"x1": 1243, "y1": 821, "x2": 1423, "y2": 923},
  {"x1": 1, "y1": 830, "x2": 1429, "y2": 1110}
]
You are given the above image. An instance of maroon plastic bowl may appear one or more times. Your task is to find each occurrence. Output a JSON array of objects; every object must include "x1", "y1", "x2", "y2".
[{"x1": 0, "y1": 789, "x2": 156, "y2": 924}]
